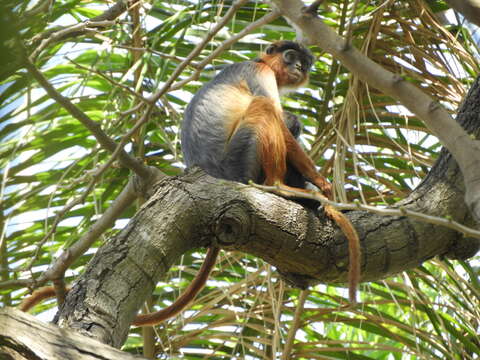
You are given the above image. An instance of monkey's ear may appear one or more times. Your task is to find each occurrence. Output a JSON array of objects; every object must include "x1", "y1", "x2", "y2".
[{"x1": 265, "y1": 44, "x2": 277, "y2": 54}]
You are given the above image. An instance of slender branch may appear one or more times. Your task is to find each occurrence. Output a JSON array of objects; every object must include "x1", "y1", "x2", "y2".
[
  {"x1": 29, "y1": 0, "x2": 136, "y2": 50},
  {"x1": 123, "y1": 8, "x2": 281, "y2": 117},
  {"x1": 23, "y1": 0, "x2": 53, "y2": 18},
  {"x1": 115, "y1": 45, "x2": 202, "y2": 68},
  {"x1": 30, "y1": 20, "x2": 118, "y2": 61},
  {"x1": 25, "y1": 143, "x2": 150, "y2": 271},
  {"x1": 0, "y1": 279, "x2": 33, "y2": 291},
  {"x1": 40, "y1": 168, "x2": 162, "y2": 281},
  {"x1": 22, "y1": 50, "x2": 151, "y2": 179},
  {"x1": 68, "y1": 57, "x2": 149, "y2": 103},
  {"x1": 282, "y1": 290, "x2": 308, "y2": 360},
  {"x1": 145, "y1": 0, "x2": 250, "y2": 104},
  {"x1": 343, "y1": 0, "x2": 360, "y2": 48},
  {"x1": 169, "y1": 9, "x2": 281, "y2": 91},
  {"x1": 251, "y1": 183, "x2": 480, "y2": 239},
  {"x1": 26, "y1": 175, "x2": 100, "y2": 271},
  {"x1": 0, "y1": 171, "x2": 163, "y2": 292}
]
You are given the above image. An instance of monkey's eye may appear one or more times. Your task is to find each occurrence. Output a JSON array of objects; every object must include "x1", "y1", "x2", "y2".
[
  {"x1": 266, "y1": 44, "x2": 277, "y2": 54},
  {"x1": 282, "y1": 49, "x2": 298, "y2": 65}
]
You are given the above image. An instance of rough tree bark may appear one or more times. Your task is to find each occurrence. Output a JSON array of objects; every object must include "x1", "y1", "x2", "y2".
[{"x1": 2, "y1": 82, "x2": 480, "y2": 357}]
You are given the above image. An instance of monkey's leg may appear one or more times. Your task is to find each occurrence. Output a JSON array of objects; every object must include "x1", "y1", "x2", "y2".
[
  {"x1": 283, "y1": 127, "x2": 334, "y2": 199},
  {"x1": 223, "y1": 96, "x2": 287, "y2": 185},
  {"x1": 222, "y1": 126, "x2": 262, "y2": 184},
  {"x1": 283, "y1": 111, "x2": 325, "y2": 210},
  {"x1": 244, "y1": 97, "x2": 288, "y2": 185}
]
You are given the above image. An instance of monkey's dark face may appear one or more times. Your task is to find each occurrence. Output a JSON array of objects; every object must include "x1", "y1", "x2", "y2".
[{"x1": 264, "y1": 41, "x2": 314, "y2": 88}]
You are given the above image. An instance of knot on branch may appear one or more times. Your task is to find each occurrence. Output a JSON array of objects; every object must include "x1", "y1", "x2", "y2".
[
  {"x1": 214, "y1": 202, "x2": 252, "y2": 247},
  {"x1": 132, "y1": 166, "x2": 166, "y2": 198}
]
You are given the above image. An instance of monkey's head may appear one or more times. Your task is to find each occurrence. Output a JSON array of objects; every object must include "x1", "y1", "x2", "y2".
[{"x1": 261, "y1": 41, "x2": 314, "y2": 90}]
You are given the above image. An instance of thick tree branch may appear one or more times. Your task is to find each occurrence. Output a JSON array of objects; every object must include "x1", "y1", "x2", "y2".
[
  {"x1": 271, "y1": 0, "x2": 480, "y2": 222},
  {"x1": 54, "y1": 164, "x2": 469, "y2": 347},
  {"x1": 253, "y1": 183, "x2": 480, "y2": 239}
]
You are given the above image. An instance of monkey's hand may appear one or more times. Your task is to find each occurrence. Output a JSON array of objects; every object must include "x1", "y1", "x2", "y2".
[{"x1": 311, "y1": 175, "x2": 333, "y2": 200}]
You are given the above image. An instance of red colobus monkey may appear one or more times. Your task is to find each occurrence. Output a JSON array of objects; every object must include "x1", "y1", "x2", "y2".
[
  {"x1": 182, "y1": 40, "x2": 360, "y2": 302},
  {"x1": 20, "y1": 41, "x2": 360, "y2": 326}
]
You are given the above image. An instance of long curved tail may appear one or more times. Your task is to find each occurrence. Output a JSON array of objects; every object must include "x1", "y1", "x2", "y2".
[{"x1": 324, "y1": 205, "x2": 361, "y2": 303}]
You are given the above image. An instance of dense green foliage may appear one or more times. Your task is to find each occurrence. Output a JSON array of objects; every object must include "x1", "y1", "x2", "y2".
[{"x1": 1, "y1": 0, "x2": 479, "y2": 358}]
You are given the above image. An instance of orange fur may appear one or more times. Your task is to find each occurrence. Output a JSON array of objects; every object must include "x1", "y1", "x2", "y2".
[
  {"x1": 242, "y1": 97, "x2": 287, "y2": 185},
  {"x1": 133, "y1": 247, "x2": 219, "y2": 326},
  {"x1": 324, "y1": 206, "x2": 361, "y2": 302}
]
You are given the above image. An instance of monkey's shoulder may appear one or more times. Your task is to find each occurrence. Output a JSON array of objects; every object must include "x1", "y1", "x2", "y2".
[{"x1": 207, "y1": 61, "x2": 276, "y2": 98}]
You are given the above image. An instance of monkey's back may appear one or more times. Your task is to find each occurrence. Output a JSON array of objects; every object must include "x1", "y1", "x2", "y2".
[{"x1": 181, "y1": 61, "x2": 271, "y2": 182}]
